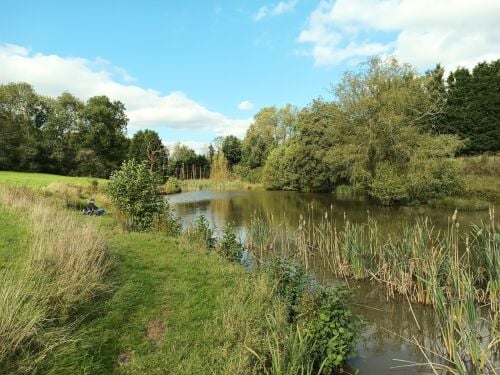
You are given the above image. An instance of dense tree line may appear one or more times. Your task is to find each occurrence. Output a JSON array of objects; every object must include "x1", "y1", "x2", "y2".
[
  {"x1": 0, "y1": 83, "x2": 209, "y2": 179},
  {"x1": 216, "y1": 58, "x2": 498, "y2": 204}
]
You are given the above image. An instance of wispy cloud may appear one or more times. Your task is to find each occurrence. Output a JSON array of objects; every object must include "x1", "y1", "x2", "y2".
[
  {"x1": 254, "y1": 0, "x2": 299, "y2": 21},
  {"x1": 298, "y1": 0, "x2": 500, "y2": 70},
  {"x1": 0, "y1": 44, "x2": 252, "y2": 138},
  {"x1": 238, "y1": 100, "x2": 254, "y2": 110}
]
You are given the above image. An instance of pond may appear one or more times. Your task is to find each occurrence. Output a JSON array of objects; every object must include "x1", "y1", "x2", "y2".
[{"x1": 168, "y1": 189, "x2": 494, "y2": 374}]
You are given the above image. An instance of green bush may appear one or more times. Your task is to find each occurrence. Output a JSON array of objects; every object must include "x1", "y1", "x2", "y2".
[
  {"x1": 186, "y1": 215, "x2": 215, "y2": 250},
  {"x1": 268, "y1": 257, "x2": 311, "y2": 323},
  {"x1": 107, "y1": 160, "x2": 163, "y2": 231},
  {"x1": 218, "y1": 223, "x2": 245, "y2": 262},
  {"x1": 165, "y1": 177, "x2": 181, "y2": 194},
  {"x1": 301, "y1": 285, "x2": 362, "y2": 373},
  {"x1": 267, "y1": 258, "x2": 361, "y2": 373}
]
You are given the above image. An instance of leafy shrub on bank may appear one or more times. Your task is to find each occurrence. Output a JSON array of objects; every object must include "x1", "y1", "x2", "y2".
[
  {"x1": 107, "y1": 160, "x2": 163, "y2": 231},
  {"x1": 165, "y1": 177, "x2": 181, "y2": 194},
  {"x1": 267, "y1": 257, "x2": 362, "y2": 373},
  {"x1": 301, "y1": 285, "x2": 362, "y2": 373}
]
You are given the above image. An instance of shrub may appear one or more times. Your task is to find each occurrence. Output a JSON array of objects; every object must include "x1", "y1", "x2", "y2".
[
  {"x1": 186, "y1": 215, "x2": 215, "y2": 250},
  {"x1": 267, "y1": 258, "x2": 362, "y2": 373},
  {"x1": 107, "y1": 160, "x2": 162, "y2": 231},
  {"x1": 301, "y1": 285, "x2": 362, "y2": 373},
  {"x1": 165, "y1": 177, "x2": 181, "y2": 194},
  {"x1": 218, "y1": 223, "x2": 244, "y2": 262}
]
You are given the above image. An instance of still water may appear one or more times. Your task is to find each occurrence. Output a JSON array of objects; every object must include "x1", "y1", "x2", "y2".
[{"x1": 168, "y1": 190, "x2": 493, "y2": 374}]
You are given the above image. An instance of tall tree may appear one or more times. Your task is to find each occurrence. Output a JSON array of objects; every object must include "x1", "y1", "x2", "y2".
[
  {"x1": 440, "y1": 60, "x2": 500, "y2": 154},
  {"x1": 128, "y1": 129, "x2": 168, "y2": 174},
  {"x1": 76, "y1": 95, "x2": 129, "y2": 177},
  {"x1": 221, "y1": 135, "x2": 242, "y2": 168}
]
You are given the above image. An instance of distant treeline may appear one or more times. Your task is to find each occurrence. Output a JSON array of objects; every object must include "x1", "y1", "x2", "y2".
[
  {"x1": 0, "y1": 83, "x2": 209, "y2": 178},
  {"x1": 219, "y1": 58, "x2": 499, "y2": 204},
  {"x1": 1, "y1": 57, "x2": 498, "y2": 198}
]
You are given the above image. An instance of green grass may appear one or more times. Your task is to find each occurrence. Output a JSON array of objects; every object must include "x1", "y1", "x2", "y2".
[
  {"x1": 0, "y1": 181, "x2": 289, "y2": 374},
  {"x1": 0, "y1": 171, "x2": 107, "y2": 189},
  {"x1": 179, "y1": 178, "x2": 263, "y2": 192},
  {"x1": 0, "y1": 208, "x2": 28, "y2": 264},
  {"x1": 43, "y1": 227, "x2": 282, "y2": 374}
]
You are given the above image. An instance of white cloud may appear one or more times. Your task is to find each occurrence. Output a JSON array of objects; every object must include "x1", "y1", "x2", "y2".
[
  {"x1": 238, "y1": 100, "x2": 254, "y2": 110},
  {"x1": 164, "y1": 141, "x2": 209, "y2": 155},
  {"x1": 0, "y1": 44, "x2": 251, "y2": 138},
  {"x1": 254, "y1": 0, "x2": 298, "y2": 21},
  {"x1": 298, "y1": 0, "x2": 500, "y2": 70}
]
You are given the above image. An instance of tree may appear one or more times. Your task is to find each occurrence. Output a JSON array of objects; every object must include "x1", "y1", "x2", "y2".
[
  {"x1": 439, "y1": 60, "x2": 500, "y2": 154},
  {"x1": 221, "y1": 135, "x2": 242, "y2": 168},
  {"x1": 128, "y1": 129, "x2": 168, "y2": 174},
  {"x1": 107, "y1": 160, "x2": 162, "y2": 231},
  {"x1": 241, "y1": 106, "x2": 298, "y2": 169},
  {"x1": 77, "y1": 95, "x2": 129, "y2": 177},
  {"x1": 210, "y1": 151, "x2": 230, "y2": 182},
  {"x1": 324, "y1": 57, "x2": 463, "y2": 203}
]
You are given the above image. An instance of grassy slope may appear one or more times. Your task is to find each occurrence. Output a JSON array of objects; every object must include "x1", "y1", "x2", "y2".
[
  {"x1": 46, "y1": 227, "x2": 258, "y2": 374},
  {"x1": 1, "y1": 172, "x2": 279, "y2": 374},
  {"x1": 0, "y1": 171, "x2": 106, "y2": 189}
]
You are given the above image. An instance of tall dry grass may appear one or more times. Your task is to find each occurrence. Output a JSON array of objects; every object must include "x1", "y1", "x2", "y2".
[{"x1": 0, "y1": 187, "x2": 111, "y2": 372}]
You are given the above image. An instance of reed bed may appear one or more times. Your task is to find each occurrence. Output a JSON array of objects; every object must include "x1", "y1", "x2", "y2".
[
  {"x1": 248, "y1": 207, "x2": 499, "y2": 311},
  {"x1": 247, "y1": 207, "x2": 499, "y2": 373},
  {"x1": 0, "y1": 187, "x2": 111, "y2": 372}
]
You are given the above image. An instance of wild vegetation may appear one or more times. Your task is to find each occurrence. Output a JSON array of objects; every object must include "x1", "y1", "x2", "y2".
[
  {"x1": 0, "y1": 172, "x2": 362, "y2": 374},
  {"x1": 0, "y1": 187, "x2": 111, "y2": 373},
  {"x1": 246, "y1": 209, "x2": 499, "y2": 373},
  {"x1": 1, "y1": 57, "x2": 498, "y2": 206}
]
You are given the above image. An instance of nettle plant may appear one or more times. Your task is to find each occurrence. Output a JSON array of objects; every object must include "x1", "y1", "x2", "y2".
[{"x1": 107, "y1": 160, "x2": 163, "y2": 231}]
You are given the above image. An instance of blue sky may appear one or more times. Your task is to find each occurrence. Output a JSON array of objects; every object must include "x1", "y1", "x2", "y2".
[{"x1": 1, "y1": 0, "x2": 499, "y2": 153}]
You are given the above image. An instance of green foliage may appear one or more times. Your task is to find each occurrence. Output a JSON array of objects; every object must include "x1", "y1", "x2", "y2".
[
  {"x1": 301, "y1": 286, "x2": 362, "y2": 373},
  {"x1": 241, "y1": 105, "x2": 298, "y2": 169},
  {"x1": 438, "y1": 60, "x2": 500, "y2": 154},
  {"x1": 0, "y1": 83, "x2": 129, "y2": 178},
  {"x1": 267, "y1": 258, "x2": 361, "y2": 372},
  {"x1": 107, "y1": 160, "x2": 162, "y2": 231},
  {"x1": 128, "y1": 129, "x2": 168, "y2": 175},
  {"x1": 262, "y1": 145, "x2": 301, "y2": 191},
  {"x1": 165, "y1": 177, "x2": 182, "y2": 194},
  {"x1": 268, "y1": 257, "x2": 311, "y2": 323},
  {"x1": 221, "y1": 135, "x2": 242, "y2": 168},
  {"x1": 168, "y1": 143, "x2": 209, "y2": 179},
  {"x1": 369, "y1": 162, "x2": 409, "y2": 205},
  {"x1": 210, "y1": 151, "x2": 230, "y2": 182},
  {"x1": 187, "y1": 215, "x2": 215, "y2": 250},
  {"x1": 218, "y1": 223, "x2": 244, "y2": 262},
  {"x1": 232, "y1": 164, "x2": 263, "y2": 184}
]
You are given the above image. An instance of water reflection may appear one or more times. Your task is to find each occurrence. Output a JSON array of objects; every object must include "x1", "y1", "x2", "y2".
[{"x1": 168, "y1": 190, "x2": 494, "y2": 374}]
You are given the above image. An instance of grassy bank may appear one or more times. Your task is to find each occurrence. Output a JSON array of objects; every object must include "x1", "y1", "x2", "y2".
[
  {"x1": 179, "y1": 178, "x2": 263, "y2": 192},
  {"x1": 3, "y1": 174, "x2": 352, "y2": 374},
  {"x1": 0, "y1": 187, "x2": 111, "y2": 373},
  {"x1": 0, "y1": 184, "x2": 287, "y2": 373}
]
